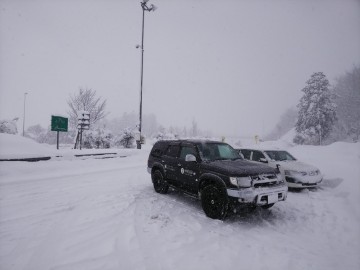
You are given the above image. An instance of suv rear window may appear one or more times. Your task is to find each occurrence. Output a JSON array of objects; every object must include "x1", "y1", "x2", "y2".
[
  {"x1": 150, "y1": 142, "x2": 167, "y2": 157},
  {"x1": 151, "y1": 148, "x2": 162, "y2": 157}
]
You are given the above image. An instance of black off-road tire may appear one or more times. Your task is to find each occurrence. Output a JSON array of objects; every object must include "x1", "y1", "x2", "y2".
[
  {"x1": 152, "y1": 170, "x2": 169, "y2": 194},
  {"x1": 201, "y1": 184, "x2": 229, "y2": 220}
]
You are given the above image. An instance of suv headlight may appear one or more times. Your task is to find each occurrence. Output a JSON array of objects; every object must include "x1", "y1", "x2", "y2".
[{"x1": 229, "y1": 176, "x2": 252, "y2": 188}]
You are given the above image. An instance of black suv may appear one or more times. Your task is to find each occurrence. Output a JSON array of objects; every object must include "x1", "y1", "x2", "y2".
[{"x1": 147, "y1": 140, "x2": 287, "y2": 219}]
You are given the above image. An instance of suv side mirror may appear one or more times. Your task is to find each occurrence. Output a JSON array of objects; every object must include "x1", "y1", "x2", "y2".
[
  {"x1": 185, "y1": 154, "x2": 197, "y2": 162},
  {"x1": 259, "y1": 158, "x2": 268, "y2": 163}
]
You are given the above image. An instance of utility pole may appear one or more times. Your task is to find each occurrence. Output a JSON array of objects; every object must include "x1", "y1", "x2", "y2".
[{"x1": 137, "y1": 0, "x2": 157, "y2": 149}]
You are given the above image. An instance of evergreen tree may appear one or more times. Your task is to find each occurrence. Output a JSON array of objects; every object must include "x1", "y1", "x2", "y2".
[{"x1": 294, "y1": 72, "x2": 336, "y2": 145}]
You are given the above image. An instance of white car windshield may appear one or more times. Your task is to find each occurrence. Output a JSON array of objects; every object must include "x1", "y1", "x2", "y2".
[
  {"x1": 265, "y1": 150, "x2": 296, "y2": 161},
  {"x1": 197, "y1": 143, "x2": 241, "y2": 161}
]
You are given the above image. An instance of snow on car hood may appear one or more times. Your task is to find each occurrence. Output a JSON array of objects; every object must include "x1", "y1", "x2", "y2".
[
  {"x1": 275, "y1": 160, "x2": 319, "y2": 172},
  {"x1": 202, "y1": 159, "x2": 276, "y2": 176}
]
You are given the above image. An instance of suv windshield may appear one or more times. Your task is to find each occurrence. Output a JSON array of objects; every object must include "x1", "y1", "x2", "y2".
[
  {"x1": 264, "y1": 150, "x2": 296, "y2": 161},
  {"x1": 197, "y1": 143, "x2": 241, "y2": 161}
]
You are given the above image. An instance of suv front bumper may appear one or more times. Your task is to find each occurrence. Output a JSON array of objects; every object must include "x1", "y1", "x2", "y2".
[{"x1": 227, "y1": 184, "x2": 288, "y2": 206}]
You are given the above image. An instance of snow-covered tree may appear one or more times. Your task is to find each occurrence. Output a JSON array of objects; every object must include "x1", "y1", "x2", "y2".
[
  {"x1": 67, "y1": 88, "x2": 107, "y2": 130},
  {"x1": 294, "y1": 72, "x2": 337, "y2": 145},
  {"x1": 0, "y1": 118, "x2": 19, "y2": 134},
  {"x1": 333, "y1": 66, "x2": 360, "y2": 142}
]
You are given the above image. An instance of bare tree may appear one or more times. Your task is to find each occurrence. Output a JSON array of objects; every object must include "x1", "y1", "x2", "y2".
[{"x1": 67, "y1": 88, "x2": 107, "y2": 129}]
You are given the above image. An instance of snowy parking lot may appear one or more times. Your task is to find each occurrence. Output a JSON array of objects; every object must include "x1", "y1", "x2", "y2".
[{"x1": 0, "y1": 142, "x2": 359, "y2": 270}]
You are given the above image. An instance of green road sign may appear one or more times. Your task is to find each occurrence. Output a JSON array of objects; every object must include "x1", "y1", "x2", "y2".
[{"x1": 51, "y1": 115, "x2": 68, "y2": 132}]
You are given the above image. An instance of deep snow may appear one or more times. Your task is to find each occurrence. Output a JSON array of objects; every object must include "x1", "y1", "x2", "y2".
[{"x1": 0, "y1": 134, "x2": 359, "y2": 270}]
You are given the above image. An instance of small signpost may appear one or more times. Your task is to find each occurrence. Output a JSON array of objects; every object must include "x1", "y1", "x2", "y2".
[
  {"x1": 74, "y1": 111, "x2": 90, "y2": 150},
  {"x1": 51, "y1": 115, "x2": 68, "y2": 149}
]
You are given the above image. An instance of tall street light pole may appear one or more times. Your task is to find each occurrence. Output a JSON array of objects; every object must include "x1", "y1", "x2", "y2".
[
  {"x1": 138, "y1": 0, "x2": 157, "y2": 149},
  {"x1": 22, "y1": 92, "x2": 28, "y2": 136}
]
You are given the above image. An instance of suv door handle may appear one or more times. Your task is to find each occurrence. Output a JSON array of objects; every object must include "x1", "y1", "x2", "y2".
[{"x1": 177, "y1": 163, "x2": 182, "y2": 167}]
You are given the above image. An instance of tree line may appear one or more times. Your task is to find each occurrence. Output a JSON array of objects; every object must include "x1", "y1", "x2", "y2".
[
  {"x1": 2, "y1": 66, "x2": 358, "y2": 147},
  {"x1": 1, "y1": 88, "x2": 207, "y2": 148}
]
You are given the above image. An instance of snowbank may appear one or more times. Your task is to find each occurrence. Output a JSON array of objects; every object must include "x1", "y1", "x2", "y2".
[
  {"x1": 0, "y1": 133, "x2": 140, "y2": 160},
  {"x1": 0, "y1": 133, "x2": 56, "y2": 159}
]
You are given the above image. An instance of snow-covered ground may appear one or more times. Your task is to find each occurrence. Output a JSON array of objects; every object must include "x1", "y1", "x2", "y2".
[{"x1": 0, "y1": 134, "x2": 359, "y2": 270}]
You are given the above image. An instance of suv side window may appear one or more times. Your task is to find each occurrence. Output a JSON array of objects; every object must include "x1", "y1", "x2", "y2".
[
  {"x1": 179, "y1": 145, "x2": 197, "y2": 160},
  {"x1": 252, "y1": 150, "x2": 265, "y2": 162},
  {"x1": 240, "y1": 149, "x2": 251, "y2": 160},
  {"x1": 165, "y1": 145, "x2": 180, "y2": 158}
]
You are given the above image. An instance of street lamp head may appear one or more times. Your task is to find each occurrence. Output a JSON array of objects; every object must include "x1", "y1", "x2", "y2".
[
  {"x1": 141, "y1": 0, "x2": 157, "y2": 12},
  {"x1": 149, "y1": 4, "x2": 157, "y2": 11}
]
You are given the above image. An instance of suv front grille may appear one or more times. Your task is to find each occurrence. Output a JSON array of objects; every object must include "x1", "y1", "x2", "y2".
[{"x1": 251, "y1": 174, "x2": 279, "y2": 188}]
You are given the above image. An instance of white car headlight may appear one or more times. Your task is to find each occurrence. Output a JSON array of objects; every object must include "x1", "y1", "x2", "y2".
[
  {"x1": 309, "y1": 170, "x2": 321, "y2": 176},
  {"x1": 284, "y1": 170, "x2": 305, "y2": 176},
  {"x1": 229, "y1": 176, "x2": 252, "y2": 188}
]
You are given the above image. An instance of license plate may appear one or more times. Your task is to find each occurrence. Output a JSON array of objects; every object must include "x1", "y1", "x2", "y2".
[{"x1": 268, "y1": 193, "x2": 278, "y2": 204}]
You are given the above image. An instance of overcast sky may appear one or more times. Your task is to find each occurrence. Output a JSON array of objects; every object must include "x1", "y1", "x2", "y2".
[{"x1": 1, "y1": 0, "x2": 359, "y2": 137}]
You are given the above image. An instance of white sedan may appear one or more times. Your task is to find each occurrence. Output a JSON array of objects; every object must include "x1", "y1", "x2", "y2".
[{"x1": 238, "y1": 148, "x2": 323, "y2": 188}]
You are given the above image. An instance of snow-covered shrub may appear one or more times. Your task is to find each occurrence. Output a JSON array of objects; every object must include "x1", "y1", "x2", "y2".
[
  {"x1": 26, "y1": 124, "x2": 48, "y2": 143},
  {"x1": 82, "y1": 128, "x2": 113, "y2": 149},
  {"x1": 0, "y1": 118, "x2": 18, "y2": 134},
  {"x1": 82, "y1": 131, "x2": 95, "y2": 149},
  {"x1": 115, "y1": 128, "x2": 135, "y2": 148},
  {"x1": 293, "y1": 133, "x2": 306, "y2": 145}
]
